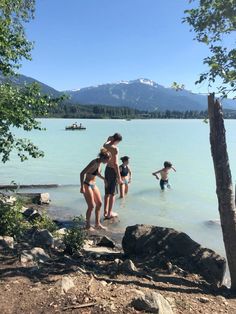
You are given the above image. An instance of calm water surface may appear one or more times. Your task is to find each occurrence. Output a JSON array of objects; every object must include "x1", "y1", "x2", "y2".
[{"x1": 1, "y1": 118, "x2": 236, "y2": 258}]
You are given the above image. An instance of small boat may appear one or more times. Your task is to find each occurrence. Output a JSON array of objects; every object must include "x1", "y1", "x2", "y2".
[{"x1": 65, "y1": 122, "x2": 86, "y2": 130}]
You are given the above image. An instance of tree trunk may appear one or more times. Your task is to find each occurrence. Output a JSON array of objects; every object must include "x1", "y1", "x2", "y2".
[{"x1": 208, "y1": 93, "x2": 236, "y2": 290}]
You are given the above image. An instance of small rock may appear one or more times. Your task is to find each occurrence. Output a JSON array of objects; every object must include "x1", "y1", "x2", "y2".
[
  {"x1": 120, "y1": 259, "x2": 138, "y2": 273},
  {"x1": 114, "y1": 258, "x2": 122, "y2": 265},
  {"x1": 131, "y1": 292, "x2": 174, "y2": 313},
  {"x1": 101, "y1": 280, "x2": 107, "y2": 287},
  {"x1": 58, "y1": 276, "x2": 75, "y2": 293},
  {"x1": 198, "y1": 297, "x2": 210, "y2": 303},
  {"x1": 97, "y1": 236, "x2": 116, "y2": 248},
  {"x1": 56, "y1": 228, "x2": 67, "y2": 236},
  {"x1": 0, "y1": 236, "x2": 14, "y2": 249},
  {"x1": 53, "y1": 237, "x2": 66, "y2": 250},
  {"x1": 33, "y1": 229, "x2": 54, "y2": 247},
  {"x1": 39, "y1": 193, "x2": 50, "y2": 205}
]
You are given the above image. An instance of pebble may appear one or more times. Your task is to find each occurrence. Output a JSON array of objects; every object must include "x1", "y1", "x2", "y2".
[
  {"x1": 101, "y1": 280, "x2": 107, "y2": 287},
  {"x1": 198, "y1": 296, "x2": 210, "y2": 303}
]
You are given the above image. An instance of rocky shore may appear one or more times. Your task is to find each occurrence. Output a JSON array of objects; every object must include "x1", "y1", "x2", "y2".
[{"x1": 0, "y1": 194, "x2": 235, "y2": 313}]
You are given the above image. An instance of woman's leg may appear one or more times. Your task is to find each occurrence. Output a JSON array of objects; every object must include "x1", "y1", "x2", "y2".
[
  {"x1": 104, "y1": 194, "x2": 109, "y2": 217},
  {"x1": 93, "y1": 186, "x2": 106, "y2": 229},
  {"x1": 108, "y1": 194, "x2": 117, "y2": 217},
  {"x1": 83, "y1": 185, "x2": 95, "y2": 230},
  {"x1": 125, "y1": 182, "x2": 129, "y2": 194}
]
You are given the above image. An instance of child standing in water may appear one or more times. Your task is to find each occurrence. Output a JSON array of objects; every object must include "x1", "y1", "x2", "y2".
[
  {"x1": 119, "y1": 156, "x2": 132, "y2": 198},
  {"x1": 152, "y1": 161, "x2": 176, "y2": 190}
]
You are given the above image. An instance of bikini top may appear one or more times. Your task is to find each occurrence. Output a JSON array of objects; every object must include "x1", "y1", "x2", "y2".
[
  {"x1": 120, "y1": 164, "x2": 129, "y2": 177},
  {"x1": 89, "y1": 160, "x2": 99, "y2": 176}
]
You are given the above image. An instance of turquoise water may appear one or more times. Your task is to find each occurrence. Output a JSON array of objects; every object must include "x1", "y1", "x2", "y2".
[{"x1": 1, "y1": 118, "x2": 236, "y2": 258}]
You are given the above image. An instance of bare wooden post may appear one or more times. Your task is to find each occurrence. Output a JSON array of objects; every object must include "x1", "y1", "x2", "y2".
[{"x1": 208, "y1": 93, "x2": 236, "y2": 290}]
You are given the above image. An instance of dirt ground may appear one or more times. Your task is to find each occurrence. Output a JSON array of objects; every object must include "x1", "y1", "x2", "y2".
[{"x1": 0, "y1": 246, "x2": 236, "y2": 314}]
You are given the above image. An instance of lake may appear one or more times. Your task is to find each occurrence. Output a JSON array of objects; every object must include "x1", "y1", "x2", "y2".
[{"x1": 1, "y1": 118, "x2": 236, "y2": 259}]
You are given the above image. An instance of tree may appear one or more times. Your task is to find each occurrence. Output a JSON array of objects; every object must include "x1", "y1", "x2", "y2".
[
  {"x1": 0, "y1": 0, "x2": 63, "y2": 163},
  {"x1": 184, "y1": 0, "x2": 236, "y2": 290}
]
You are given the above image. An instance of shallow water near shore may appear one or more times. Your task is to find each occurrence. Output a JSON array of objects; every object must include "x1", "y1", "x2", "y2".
[{"x1": 1, "y1": 118, "x2": 236, "y2": 260}]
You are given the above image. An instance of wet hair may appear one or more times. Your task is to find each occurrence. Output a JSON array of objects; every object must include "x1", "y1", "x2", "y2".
[
  {"x1": 164, "y1": 161, "x2": 172, "y2": 168},
  {"x1": 98, "y1": 148, "x2": 111, "y2": 160},
  {"x1": 112, "y1": 133, "x2": 122, "y2": 142},
  {"x1": 120, "y1": 156, "x2": 129, "y2": 162}
]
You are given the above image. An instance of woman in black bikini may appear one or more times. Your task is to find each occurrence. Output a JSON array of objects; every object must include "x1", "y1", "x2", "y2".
[{"x1": 80, "y1": 148, "x2": 111, "y2": 230}]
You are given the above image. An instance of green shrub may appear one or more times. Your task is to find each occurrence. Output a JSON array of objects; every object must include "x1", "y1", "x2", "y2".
[
  {"x1": 30, "y1": 209, "x2": 58, "y2": 234},
  {"x1": 0, "y1": 198, "x2": 30, "y2": 239},
  {"x1": 63, "y1": 216, "x2": 87, "y2": 254}
]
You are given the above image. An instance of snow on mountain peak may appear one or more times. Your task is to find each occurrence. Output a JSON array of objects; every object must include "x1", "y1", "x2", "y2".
[{"x1": 138, "y1": 78, "x2": 156, "y2": 86}]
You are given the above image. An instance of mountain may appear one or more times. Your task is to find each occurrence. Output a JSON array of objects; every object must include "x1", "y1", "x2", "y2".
[
  {"x1": 65, "y1": 78, "x2": 236, "y2": 112},
  {"x1": 0, "y1": 73, "x2": 61, "y2": 97},
  {"x1": 1, "y1": 74, "x2": 235, "y2": 111}
]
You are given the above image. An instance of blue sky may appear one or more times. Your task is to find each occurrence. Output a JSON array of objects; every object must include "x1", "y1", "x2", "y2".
[{"x1": 21, "y1": 0, "x2": 211, "y2": 92}]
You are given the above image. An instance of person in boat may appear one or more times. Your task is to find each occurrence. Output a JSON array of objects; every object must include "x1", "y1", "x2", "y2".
[
  {"x1": 80, "y1": 148, "x2": 111, "y2": 230},
  {"x1": 103, "y1": 133, "x2": 123, "y2": 219},
  {"x1": 152, "y1": 161, "x2": 176, "y2": 190},
  {"x1": 119, "y1": 156, "x2": 132, "y2": 198}
]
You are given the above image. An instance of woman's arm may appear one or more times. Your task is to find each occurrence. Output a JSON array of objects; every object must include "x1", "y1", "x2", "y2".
[{"x1": 97, "y1": 165, "x2": 105, "y2": 181}]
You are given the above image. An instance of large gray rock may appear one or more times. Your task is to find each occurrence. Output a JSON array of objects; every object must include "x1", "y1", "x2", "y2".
[
  {"x1": 122, "y1": 224, "x2": 226, "y2": 286},
  {"x1": 131, "y1": 291, "x2": 173, "y2": 313},
  {"x1": 39, "y1": 193, "x2": 50, "y2": 205},
  {"x1": 120, "y1": 259, "x2": 138, "y2": 274},
  {"x1": 22, "y1": 208, "x2": 43, "y2": 222},
  {"x1": 0, "y1": 236, "x2": 14, "y2": 249},
  {"x1": 21, "y1": 247, "x2": 50, "y2": 264},
  {"x1": 33, "y1": 229, "x2": 54, "y2": 247}
]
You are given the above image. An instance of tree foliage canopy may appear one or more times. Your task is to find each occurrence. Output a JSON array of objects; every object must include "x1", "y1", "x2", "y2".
[
  {"x1": 0, "y1": 0, "x2": 64, "y2": 163},
  {"x1": 184, "y1": 0, "x2": 236, "y2": 97},
  {"x1": 0, "y1": 0, "x2": 35, "y2": 76}
]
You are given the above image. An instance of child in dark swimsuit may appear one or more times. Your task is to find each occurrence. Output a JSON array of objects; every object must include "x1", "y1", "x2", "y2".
[
  {"x1": 80, "y1": 148, "x2": 111, "y2": 230},
  {"x1": 152, "y1": 161, "x2": 176, "y2": 190},
  {"x1": 119, "y1": 156, "x2": 132, "y2": 198}
]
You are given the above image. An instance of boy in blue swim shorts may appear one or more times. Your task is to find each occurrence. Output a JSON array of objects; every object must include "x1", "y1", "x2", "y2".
[{"x1": 152, "y1": 161, "x2": 176, "y2": 190}]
